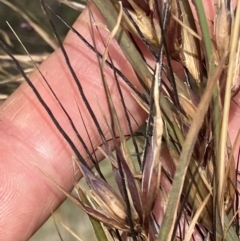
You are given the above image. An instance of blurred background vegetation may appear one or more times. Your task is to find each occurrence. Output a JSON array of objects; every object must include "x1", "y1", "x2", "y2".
[{"x1": 0, "y1": 0, "x2": 80, "y2": 102}]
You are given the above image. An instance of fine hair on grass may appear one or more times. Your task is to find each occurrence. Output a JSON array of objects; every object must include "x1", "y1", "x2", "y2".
[{"x1": 1, "y1": 0, "x2": 240, "y2": 240}]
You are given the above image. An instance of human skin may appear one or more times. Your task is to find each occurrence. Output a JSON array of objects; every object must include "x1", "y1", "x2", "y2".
[{"x1": 0, "y1": 1, "x2": 239, "y2": 240}]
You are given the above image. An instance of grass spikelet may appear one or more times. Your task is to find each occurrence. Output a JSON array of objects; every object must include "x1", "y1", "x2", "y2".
[
  {"x1": 176, "y1": 0, "x2": 202, "y2": 83},
  {"x1": 214, "y1": 0, "x2": 232, "y2": 60}
]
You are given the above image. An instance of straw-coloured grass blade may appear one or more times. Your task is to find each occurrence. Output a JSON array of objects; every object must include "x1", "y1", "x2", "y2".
[{"x1": 157, "y1": 56, "x2": 227, "y2": 241}]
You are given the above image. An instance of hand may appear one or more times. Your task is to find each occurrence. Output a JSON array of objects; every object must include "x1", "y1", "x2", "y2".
[{"x1": 0, "y1": 4, "x2": 146, "y2": 240}]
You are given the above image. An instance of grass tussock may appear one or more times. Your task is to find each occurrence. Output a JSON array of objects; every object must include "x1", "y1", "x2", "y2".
[{"x1": 1, "y1": 0, "x2": 240, "y2": 240}]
